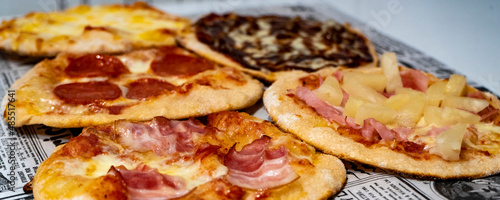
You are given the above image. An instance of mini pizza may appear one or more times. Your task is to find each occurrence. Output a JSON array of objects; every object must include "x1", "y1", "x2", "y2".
[
  {"x1": 31, "y1": 111, "x2": 346, "y2": 200},
  {"x1": 178, "y1": 13, "x2": 378, "y2": 82},
  {"x1": 264, "y1": 52, "x2": 500, "y2": 179},
  {"x1": 1, "y1": 46, "x2": 263, "y2": 128},
  {"x1": 0, "y1": 2, "x2": 189, "y2": 56}
]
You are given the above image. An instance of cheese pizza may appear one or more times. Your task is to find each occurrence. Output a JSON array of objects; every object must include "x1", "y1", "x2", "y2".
[
  {"x1": 264, "y1": 52, "x2": 500, "y2": 179},
  {"x1": 31, "y1": 111, "x2": 346, "y2": 200},
  {"x1": 179, "y1": 13, "x2": 378, "y2": 82},
  {"x1": 0, "y1": 2, "x2": 189, "y2": 56},
  {"x1": 1, "y1": 46, "x2": 263, "y2": 128}
]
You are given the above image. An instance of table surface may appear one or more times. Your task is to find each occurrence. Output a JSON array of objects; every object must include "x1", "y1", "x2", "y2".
[{"x1": 1, "y1": 0, "x2": 499, "y2": 95}]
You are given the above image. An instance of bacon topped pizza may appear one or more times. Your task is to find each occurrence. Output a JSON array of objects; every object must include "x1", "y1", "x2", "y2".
[
  {"x1": 179, "y1": 13, "x2": 378, "y2": 82},
  {"x1": 31, "y1": 111, "x2": 346, "y2": 199},
  {"x1": 0, "y1": 2, "x2": 190, "y2": 56},
  {"x1": 1, "y1": 46, "x2": 263, "y2": 128},
  {"x1": 264, "y1": 52, "x2": 500, "y2": 179}
]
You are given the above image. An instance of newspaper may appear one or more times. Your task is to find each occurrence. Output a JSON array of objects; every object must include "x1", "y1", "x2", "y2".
[{"x1": 1, "y1": 2, "x2": 500, "y2": 200}]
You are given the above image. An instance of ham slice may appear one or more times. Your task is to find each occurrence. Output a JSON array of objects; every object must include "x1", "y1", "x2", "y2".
[
  {"x1": 109, "y1": 164, "x2": 189, "y2": 200},
  {"x1": 295, "y1": 86, "x2": 347, "y2": 125},
  {"x1": 115, "y1": 117, "x2": 206, "y2": 156},
  {"x1": 466, "y1": 91, "x2": 485, "y2": 99},
  {"x1": 361, "y1": 118, "x2": 416, "y2": 142},
  {"x1": 361, "y1": 118, "x2": 394, "y2": 141},
  {"x1": 478, "y1": 105, "x2": 499, "y2": 122},
  {"x1": 465, "y1": 91, "x2": 499, "y2": 122},
  {"x1": 224, "y1": 136, "x2": 299, "y2": 190},
  {"x1": 392, "y1": 127, "x2": 412, "y2": 142},
  {"x1": 400, "y1": 68, "x2": 429, "y2": 92},
  {"x1": 427, "y1": 126, "x2": 450, "y2": 137},
  {"x1": 332, "y1": 70, "x2": 343, "y2": 82}
]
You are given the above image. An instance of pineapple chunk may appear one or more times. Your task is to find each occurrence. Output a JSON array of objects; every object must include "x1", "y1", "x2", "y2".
[
  {"x1": 392, "y1": 89, "x2": 426, "y2": 127},
  {"x1": 445, "y1": 74, "x2": 467, "y2": 96},
  {"x1": 442, "y1": 95, "x2": 489, "y2": 113},
  {"x1": 343, "y1": 71, "x2": 387, "y2": 92},
  {"x1": 343, "y1": 77, "x2": 387, "y2": 103},
  {"x1": 385, "y1": 93, "x2": 411, "y2": 110},
  {"x1": 395, "y1": 87, "x2": 424, "y2": 96},
  {"x1": 313, "y1": 76, "x2": 343, "y2": 106},
  {"x1": 429, "y1": 123, "x2": 467, "y2": 161},
  {"x1": 424, "y1": 106, "x2": 481, "y2": 126},
  {"x1": 344, "y1": 96, "x2": 366, "y2": 119},
  {"x1": 355, "y1": 103, "x2": 396, "y2": 125},
  {"x1": 442, "y1": 107, "x2": 481, "y2": 125},
  {"x1": 381, "y1": 52, "x2": 403, "y2": 93},
  {"x1": 426, "y1": 81, "x2": 446, "y2": 107},
  {"x1": 424, "y1": 106, "x2": 445, "y2": 126}
]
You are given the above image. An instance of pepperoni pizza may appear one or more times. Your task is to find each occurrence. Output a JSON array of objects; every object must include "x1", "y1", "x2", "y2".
[
  {"x1": 31, "y1": 111, "x2": 346, "y2": 200},
  {"x1": 179, "y1": 13, "x2": 378, "y2": 82},
  {"x1": 264, "y1": 53, "x2": 500, "y2": 179},
  {"x1": 0, "y1": 2, "x2": 190, "y2": 56},
  {"x1": 2, "y1": 46, "x2": 263, "y2": 128}
]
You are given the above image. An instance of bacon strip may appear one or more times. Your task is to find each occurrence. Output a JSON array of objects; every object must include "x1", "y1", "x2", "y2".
[
  {"x1": 224, "y1": 136, "x2": 299, "y2": 190},
  {"x1": 116, "y1": 117, "x2": 206, "y2": 156},
  {"x1": 109, "y1": 164, "x2": 189, "y2": 200}
]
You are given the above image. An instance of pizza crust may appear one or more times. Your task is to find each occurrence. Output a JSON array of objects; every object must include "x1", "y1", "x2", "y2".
[
  {"x1": 177, "y1": 20, "x2": 378, "y2": 82},
  {"x1": 0, "y1": 2, "x2": 190, "y2": 56},
  {"x1": 263, "y1": 67, "x2": 500, "y2": 179},
  {"x1": 1, "y1": 50, "x2": 264, "y2": 128}
]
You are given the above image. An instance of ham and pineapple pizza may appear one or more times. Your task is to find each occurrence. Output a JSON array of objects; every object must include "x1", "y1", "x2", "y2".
[
  {"x1": 1, "y1": 46, "x2": 263, "y2": 128},
  {"x1": 0, "y1": 2, "x2": 189, "y2": 56},
  {"x1": 31, "y1": 111, "x2": 346, "y2": 200},
  {"x1": 264, "y1": 52, "x2": 500, "y2": 179},
  {"x1": 178, "y1": 13, "x2": 378, "y2": 82}
]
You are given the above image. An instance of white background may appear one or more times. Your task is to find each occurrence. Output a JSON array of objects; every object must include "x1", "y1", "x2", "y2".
[{"x1": 1, "y1": 0, "x2": 499, "y2": 95}]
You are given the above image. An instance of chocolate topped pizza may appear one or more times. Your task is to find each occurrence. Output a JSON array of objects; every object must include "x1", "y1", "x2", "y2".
[{"x1": 179, "y1": 13, "x2": 378, "y2": 81}]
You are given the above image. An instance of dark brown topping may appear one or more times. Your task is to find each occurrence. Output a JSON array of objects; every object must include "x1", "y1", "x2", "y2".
[
  {"x1": 195, "y1": 13, "x2": 374, "y2": 72},
  {"x1": 65, "y1": 54, "x2": 128, "y2": 78},
  {"x1": 54, "y1": 81, "x2": 122, "y2": 104}
]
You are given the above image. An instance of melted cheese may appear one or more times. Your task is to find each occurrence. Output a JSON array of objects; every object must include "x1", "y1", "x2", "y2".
[
  {"x1": 20, "y1": 5, "x2": 185, "y2": 38},
  {"x1": 4, "y1": 3, "x2": 189, "y2": 50},
  {"x1": 63, "y1": 151, "x2": 228, "y2": 191}
]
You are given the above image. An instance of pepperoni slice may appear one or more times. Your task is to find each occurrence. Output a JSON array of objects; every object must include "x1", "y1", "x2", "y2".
[
  {"x1": 65, "y1": 54, "x2": 128, "y2": 78},
  {"x1": 126, "y1": 78, "x2": 176, "y2": 100},
  {"x1": 151, "y1": 54, "x2": 215, "y2": 77},
  {"x1": 54, "y1": 81, "x2": 122, "y2": 104}
]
